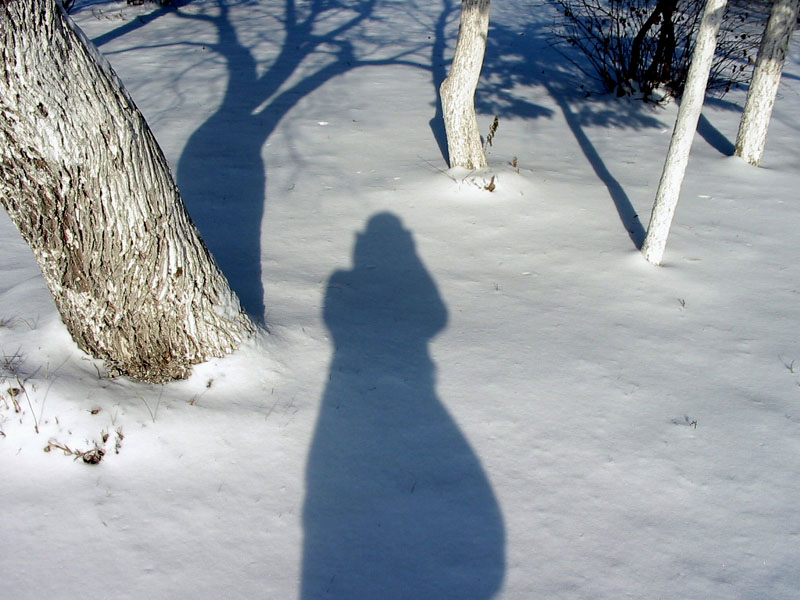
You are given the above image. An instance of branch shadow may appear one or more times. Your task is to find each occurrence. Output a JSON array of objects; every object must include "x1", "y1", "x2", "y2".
[
  {"x1": 90, "y1": 1, "x2": 192, "y2": 47},
  {"x1": 170, "y1": 0, "x2": 392, "y2": 322},
  {"x1": 302, "y1": 212, "x2": 505, "y2": 599},
  {"x1": 88, "y1": 0, "x2": 552, "y2": 319},
  {"x1": 143, "y1": 0, "x2": 452, "y2": 323},
  {"x1": 89, "y1": 0, "x2": 745, "y2": 278}
]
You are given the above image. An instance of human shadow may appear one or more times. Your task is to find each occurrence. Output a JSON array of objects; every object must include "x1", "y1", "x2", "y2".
[{"x1": 302, "y1": 213, "x2": 505, "y2": 599}]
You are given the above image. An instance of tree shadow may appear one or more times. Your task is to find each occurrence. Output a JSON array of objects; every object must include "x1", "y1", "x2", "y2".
[
  {"x1": 87, "y1": 0, "x2": 694, "y2": 295},
  {"x1": 694, "y1": 96, "x2": 741, "y2": 156},
  {"x1": 478, "y1": 19, "x2": 656, "y2": 248},
  {"x1": 302, "y1": 213, "x2": 505, "y2": 599},
  {"x1": 86, "y1": 0, "x2": 548, "y2": 316},
  {"x1": 89, "y1": 1, "x2": 193, "y2": 47},
  {"x1": 173, "y1": 0, "x2": 388, "y2": 322},
  {"x1": 427, "y1": 0, "x2": 457, "y2": 166},
  {"x1": 552, "y1": 89, "x2": 647, "y2": 247},
  {"x1": 696, "y1": 112, "x2": 736, "y2": 156},
  {"x1": 131, "y1": 0, "x2": 457, "y2": 323}
]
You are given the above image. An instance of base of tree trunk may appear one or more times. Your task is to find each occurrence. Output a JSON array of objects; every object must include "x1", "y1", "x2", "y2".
[{"x1": 1, "y1": 0, "x2": 255, "y2": 383}]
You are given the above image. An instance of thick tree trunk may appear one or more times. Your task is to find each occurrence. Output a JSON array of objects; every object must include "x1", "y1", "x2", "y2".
[
  {"x1": 735, "y1": 0, "x2": 800, "y2": 167},
  {"x1": 0, "y1": 0, "x2": 254, "y2": 382},
  {"x1": 641, "y1": 0, "x2": 727, "y2": 266},
  {"x1": 440, "y1": 0, "x2": 491, "y2": 170}
]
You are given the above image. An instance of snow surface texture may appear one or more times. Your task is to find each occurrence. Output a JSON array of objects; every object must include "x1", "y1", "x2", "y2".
[{"x1": 2, "y1": 1, "x2": 799, "y2": 598}]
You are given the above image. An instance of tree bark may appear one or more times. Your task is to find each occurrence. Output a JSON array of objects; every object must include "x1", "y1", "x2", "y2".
[
  {"x1": 0, "y1": 0, "x2": 254, "y2": 382},
  {"x1": 735, "y1": 0, "x2": 800, "y2": 167},
  {"x1": 641, "y1": 0, "x2": 727, "y2": 266},
  {"x1": 440, "y1": 0, "x2": 491, "y2": 170}
]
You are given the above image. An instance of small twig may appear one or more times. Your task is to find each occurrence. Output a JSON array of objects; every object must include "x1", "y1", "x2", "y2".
[
  {"x1": 16, "y1": 376, "x2": 38, "y2": 434},
  {"x1": 418, "y1": 155, "x2": 457, "y2": 182},
  {"x1": 8, "y1": 388, "x2": 21, "y2": 413},
  {"x1": 45, "y1": 439, "x2": 106, "y2": 464},
  {"x1": 1, "y1": 348, "x2": 23, "y2": 375},
  {"x1": 115, "y1": 428, "x2": 124, "y2": 454},
  {"x1": 779, "y1": 356, "x2": 796, "y2": 374},
  {"x1": 44, "y1": 440, "x2": 74, "y2": 455},
  {"x1": 140, "y1": 387, "x2": 164, "y2": 422},
  {"x1": 140, "y1": 396, "x2": 156, "y2": 423},
  {"x1": 155, "y1": 386, "x2": 163, "y2": 419},
  {"x1": 189, "y1": 378, "x2": 214, "y2": 406},
  {"x1": 483, "y1": 115, "x2": 499, "y2": 150}
]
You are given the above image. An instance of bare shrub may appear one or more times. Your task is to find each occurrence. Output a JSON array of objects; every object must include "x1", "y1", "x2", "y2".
[{"x1": 549, "y1": 0, "x2": 766, "y2": 99}]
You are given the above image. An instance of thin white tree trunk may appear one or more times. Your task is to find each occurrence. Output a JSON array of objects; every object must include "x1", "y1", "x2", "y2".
[
  {"x1": 641, "y1": 0, "x2": 728, "y2": 266},
  {"x1": 735, "y1": 0, "x2": 800, "y2": 166},
  {"x1": 440, "y1": 0, "x2": 491, "y2": 170},
  {"x1": 0, "y1": 0, "x2": 254, "y2": 382}
]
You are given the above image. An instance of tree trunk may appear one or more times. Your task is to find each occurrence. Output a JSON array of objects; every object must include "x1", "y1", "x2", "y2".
[
  {"x1": 643, "y1": 0, "x2": 678, "y2": 92},
  {"x1": 440, "y1": 0, "x2": 491, "y2": 170},
  {"x1": 641, "y1": 0, "x2": 727, "y2": 266},
  {"x1": 0, "y1": 0, "x2": 254, "y2": 383},
  {"x1": 625, "y1": 0, "x2": 675, "y2": 95},
  {"x1": 735, "y1": 0, "x2": 800, "y2": 167}
]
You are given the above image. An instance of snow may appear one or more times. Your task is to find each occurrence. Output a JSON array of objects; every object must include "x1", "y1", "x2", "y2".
[{"x1": 2, "y1": 1, "x2": 799, "y2": 598}]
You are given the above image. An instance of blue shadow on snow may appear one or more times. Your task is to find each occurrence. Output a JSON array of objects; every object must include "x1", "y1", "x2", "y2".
[{"x1": 302, "y1": 213, "x2": 505, "y2": 599}]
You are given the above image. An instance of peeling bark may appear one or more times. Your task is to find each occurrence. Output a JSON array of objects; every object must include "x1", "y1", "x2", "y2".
[
  {"x1": 440, "y1": 0, "x2": 491, "y2": 170},
  {"x1": 0, "y1": 0, "x2": 254, "y2": 382}
]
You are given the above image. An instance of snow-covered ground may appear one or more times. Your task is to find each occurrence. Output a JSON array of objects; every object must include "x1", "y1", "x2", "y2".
[{"x1": 2, "y1": 1, "x2": 799, "y2": 598}]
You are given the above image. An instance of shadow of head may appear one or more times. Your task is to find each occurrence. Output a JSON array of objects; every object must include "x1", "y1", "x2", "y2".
[{"x1": 325, "y1": 212, "x2": 448, "y2": 346}]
